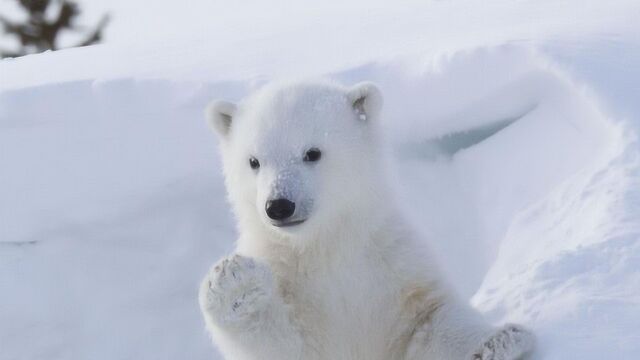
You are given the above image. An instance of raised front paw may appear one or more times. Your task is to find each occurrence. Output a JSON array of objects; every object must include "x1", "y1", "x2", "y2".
[
  {"x1": 471, "y1": 324, "x2": 535, "y2": 360},
  {"x1": 199, "y1": 254, "x2": 274, "y2": 327}
]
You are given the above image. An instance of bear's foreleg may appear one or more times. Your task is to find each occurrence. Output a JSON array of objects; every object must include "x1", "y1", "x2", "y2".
[
  {"x1": 199, "y1": 254, "x2": 303, "y2": 360},
  {"x1": 404, "y1": 302, "x2": 535, "y2": 360}
]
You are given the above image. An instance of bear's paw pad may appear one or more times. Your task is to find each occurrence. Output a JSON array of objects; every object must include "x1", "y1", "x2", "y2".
[
  {"x1": 200, "y1": 254, "x2": 273, "y2": 325},
  {"x1": 471, "y1": 324, "x2": 535, "y2": 360}
]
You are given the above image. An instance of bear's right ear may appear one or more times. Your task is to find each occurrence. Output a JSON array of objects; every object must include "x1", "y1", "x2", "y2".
[
  {"x1": 205, "y1": 100, "x2": 237, "y2": 138},
  {"x1": 347, "y1": 82, "x2": 383, "y2": 122}
]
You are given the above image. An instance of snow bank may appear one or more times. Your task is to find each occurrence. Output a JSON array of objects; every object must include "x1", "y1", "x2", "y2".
[{"x1": 1, "y1": 37, "x2": 639, "y2": 360}]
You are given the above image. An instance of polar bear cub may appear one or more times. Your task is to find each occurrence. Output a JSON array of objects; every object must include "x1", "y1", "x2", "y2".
[{"x1": 199, "y1": 80, "x2": 535, "y2": 360}]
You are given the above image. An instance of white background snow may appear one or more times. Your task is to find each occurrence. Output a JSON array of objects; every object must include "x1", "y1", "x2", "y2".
[{"x1": 1, "y1": 0, "x2": 640, "y2": 359}]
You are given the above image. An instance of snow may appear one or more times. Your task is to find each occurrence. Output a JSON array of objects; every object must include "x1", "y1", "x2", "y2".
[{"x1": 1, "y1": 1, "x2": 640, "y2": 359}]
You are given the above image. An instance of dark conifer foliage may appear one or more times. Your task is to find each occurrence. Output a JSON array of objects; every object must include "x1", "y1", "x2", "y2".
[{"x1": 0, "y1": 0, "x2": 109, "y2": 58}]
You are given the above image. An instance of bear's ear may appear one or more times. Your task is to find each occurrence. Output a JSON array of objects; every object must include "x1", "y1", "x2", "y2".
[
  {"x1": 347, "y1": 82, "x2": 383, "y2": 122},
  {"x1": 205, "y1": 100, "x2": 237, "y2": 138}
]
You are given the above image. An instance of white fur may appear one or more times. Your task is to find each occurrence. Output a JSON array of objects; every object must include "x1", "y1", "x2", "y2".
[{"x1": 199, "y1": 80, "x2": 535, "y2": 359}]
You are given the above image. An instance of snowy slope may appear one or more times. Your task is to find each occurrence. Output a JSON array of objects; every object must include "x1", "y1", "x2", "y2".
[{"x1": 2, "y1": 1, "x2": 640, "y2": 359}]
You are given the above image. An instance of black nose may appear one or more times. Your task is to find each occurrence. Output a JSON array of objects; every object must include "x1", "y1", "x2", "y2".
[{"x1": 265, "y1": 199, "x2": 296, "y2": 220}]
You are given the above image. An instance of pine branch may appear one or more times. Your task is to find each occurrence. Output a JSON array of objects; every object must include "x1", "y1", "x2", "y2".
[{"x1": 76, "y1": 14, "x2": 109, "y2": 48}]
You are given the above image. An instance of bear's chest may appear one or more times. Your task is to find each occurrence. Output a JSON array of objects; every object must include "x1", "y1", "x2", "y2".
[{"x1": 283, "y1": 254, "x2": 411, "y2": 359}]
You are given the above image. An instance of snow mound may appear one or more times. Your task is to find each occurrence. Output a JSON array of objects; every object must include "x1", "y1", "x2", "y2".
[{"x1": 1, "y1": 45, "x2": 638, "y2": 359}]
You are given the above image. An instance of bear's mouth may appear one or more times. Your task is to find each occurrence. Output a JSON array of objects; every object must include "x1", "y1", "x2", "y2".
[{"x1": 272, "y1": 219, "x2": 306, "y2": 228}]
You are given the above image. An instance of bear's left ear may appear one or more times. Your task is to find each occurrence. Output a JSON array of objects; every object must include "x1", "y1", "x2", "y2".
[{"x1": 347, "y1": 82, "x2": 383, "y2": 122}]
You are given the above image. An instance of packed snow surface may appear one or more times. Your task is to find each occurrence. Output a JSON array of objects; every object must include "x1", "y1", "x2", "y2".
[{"x1": 1, "y1": 1, "x2": 640, "y2": 359}]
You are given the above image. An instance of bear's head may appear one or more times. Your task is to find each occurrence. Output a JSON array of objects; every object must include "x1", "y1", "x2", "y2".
[{"x1": 206, "y1": 80, "x2": 385, "y2": 245}]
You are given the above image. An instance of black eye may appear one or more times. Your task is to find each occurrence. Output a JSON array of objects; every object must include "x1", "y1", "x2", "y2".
[
  {"x1": 303, "y1": 148, "x2": 322, "y2": 162},
  {"x1": 249, "y1": 157, "x2": 260, "y2": 169}
]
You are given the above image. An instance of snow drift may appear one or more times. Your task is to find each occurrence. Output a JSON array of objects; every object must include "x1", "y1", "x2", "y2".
[{"x1": 1, "y1": 33, "x2": 639, "y2": 360}]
